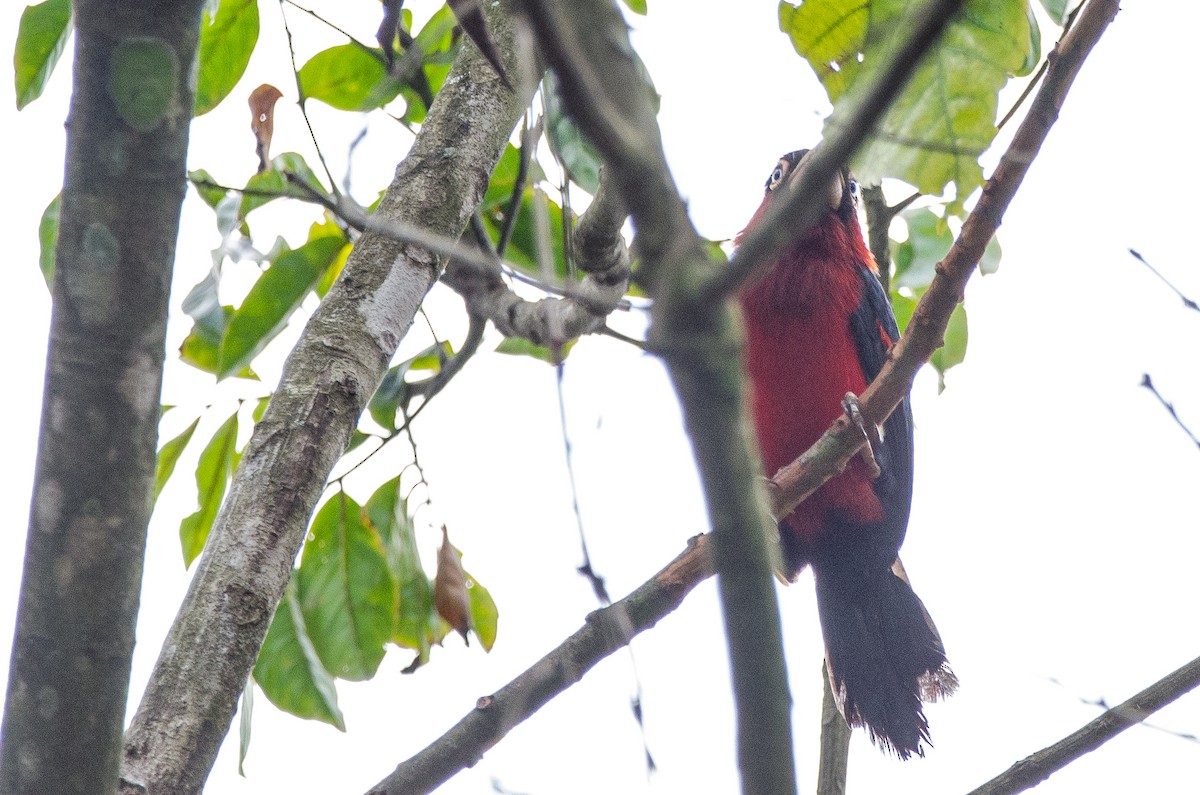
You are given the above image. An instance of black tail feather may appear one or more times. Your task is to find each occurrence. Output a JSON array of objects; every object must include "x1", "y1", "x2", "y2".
[{"x1": 814, "y1": 564, "x2": 958, "y2": 759}]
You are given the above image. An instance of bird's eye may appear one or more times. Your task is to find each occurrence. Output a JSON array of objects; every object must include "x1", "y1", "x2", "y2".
[
  {"x1": 767, "y1": 165, "x2": 786, "y2": 191},
  {"x1": 848, "y1": 179, "x2": 860, "y2": 203}
]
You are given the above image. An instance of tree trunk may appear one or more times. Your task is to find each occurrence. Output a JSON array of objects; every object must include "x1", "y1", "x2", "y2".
[{"x1": 0, "y1": 2, "x2": 204, "y2": 793}]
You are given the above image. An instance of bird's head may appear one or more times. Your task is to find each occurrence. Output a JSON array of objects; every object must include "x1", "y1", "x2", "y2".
[{"x1": 759, "y1": 149, "x2": 860, "y2": 224}]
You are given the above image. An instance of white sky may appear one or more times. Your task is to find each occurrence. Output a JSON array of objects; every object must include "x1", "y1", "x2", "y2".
[{"x1": 2, "y1": 2, "x2": 1198, "y2": 793}]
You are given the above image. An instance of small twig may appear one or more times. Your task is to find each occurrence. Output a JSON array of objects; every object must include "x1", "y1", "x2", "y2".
[
  {"x1": 599, "y1": 324, "x2": 648, "y2": 350},
  {"x1": 1140, "y1": 374, "x2": 1200, "y2": 452},
  {"x1": 366, "y1": 535, "x2": 715, "y2": 795},
  {"x1": 967, "y1": 654, "x2": 1200, "y2": 795},
  {"x1": 497, "y1": 113, "x2": 542, "y2": 258},
  {"x1": 997, "y1": 1, "x2": 1084, "y2": 130},
  {"x1": 1129, "y1": 249, "x2": 1200, "y2": 313},
  {"x1": 555, "y1": 362, "x2": 610, "y2": 605},
  {"x1": 278, "y1": 1, "x2": 341, "y2": 197},
  {"x1": 1048, "y1": 677, "x2": 1200, "y2": 744}
]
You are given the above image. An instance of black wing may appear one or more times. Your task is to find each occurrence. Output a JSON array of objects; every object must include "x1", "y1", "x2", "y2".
[{"x1": 848, "y1": 266, "x2": 914, "y2": 552}]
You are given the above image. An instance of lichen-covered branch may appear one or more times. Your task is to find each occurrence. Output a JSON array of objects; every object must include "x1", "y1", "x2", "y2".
[
  {"x1": 367, "y1": 536, "x2": 714, "y2": 795},
  {"x1": 967, "y1": 653, "x2": 1200, "y2": 795},
  {"x1": 441, "y1": 166, "x2": 630, "y2": 346},
  {"x1": 118, "y1": 5, "x2": 527, "y2": 792},
  {"x1": 764, "y1": 0, "x2": 1121, "y2": 524},
  {"x1": 1, "y1": 3, "x2": 205, "y2": 793}
]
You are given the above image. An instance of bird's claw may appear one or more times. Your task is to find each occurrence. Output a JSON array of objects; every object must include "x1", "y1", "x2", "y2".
[{"x1": 842, "y1": 392, "x2": 882, "y2": 479}]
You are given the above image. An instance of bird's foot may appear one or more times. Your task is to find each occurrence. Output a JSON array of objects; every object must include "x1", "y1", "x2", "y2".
[{"x1": 842, "y1": 392, "x2": 882, "y2": 478}]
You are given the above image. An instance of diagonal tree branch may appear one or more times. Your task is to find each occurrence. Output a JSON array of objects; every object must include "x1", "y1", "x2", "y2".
[
  {"x1": 764, "y1": 0, "x2": 1122, "y2": 523},
  {"x1": 119, "y1": 4, "x2": 527, "y2": 793},
  {"x1": 967, "y1": 653, "x2": 1200, "y2": 795},
  {"x1": 366, "y1": 535, "x2": 715, "y2": 795}
]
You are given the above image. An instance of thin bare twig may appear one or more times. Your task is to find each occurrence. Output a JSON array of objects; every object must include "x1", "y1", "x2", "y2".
[
  {"x1": 277, "y1": 0, "x2": 340, "y2": 197},
  {"x1": 1140, "y1": 374, "x2": 1200, "y2": 452},
  {"x1": 967, "y1": 654, "x2": 1200, "y2": 795},
  {"x1": 997, "y1": 1, "x2": 1084, "y2": 130},
  {"x1": 1129, "y1": 249, "x2": 1200, "y2": 313}
]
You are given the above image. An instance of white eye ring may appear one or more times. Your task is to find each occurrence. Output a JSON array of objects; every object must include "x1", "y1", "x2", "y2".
[{"x1": 768, "y1": 165, "x2": 785, "y2": 191}]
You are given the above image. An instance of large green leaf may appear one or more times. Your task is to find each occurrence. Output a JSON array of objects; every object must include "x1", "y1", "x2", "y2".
[
  {"x1": 38, "y1": 192, "x2": 60, "y2": 289},
  {"x1": 154, "y1": 416, "x2": 200, "y2": 504},
  {"x1": 14, "y1": 0, "x2": 72, "y2": 110},
  {"x1": 298, "y1": 43, "x2": 402, "y2": 112},
  {"x1": 178, "y1": 409, "x2": 239, "y2": 567},
  {"x1": 254, "y1": 579, "x2": 346, "y2": 729},
  {"x1": 193, "y1": 0, "x2": 259, "y2": 116},
  {"x1": 296, "y1": 493, "x2": 394, "y2": 682},
  {"x1": 364, "y1": 478, "x2": 442, "y2": 666},
  {"x1": 780, "y1": 0, "x2": 1039, "y2": 202},
  {"x1": 218, "y1": 223, "x2": 346, "y2": 378}
]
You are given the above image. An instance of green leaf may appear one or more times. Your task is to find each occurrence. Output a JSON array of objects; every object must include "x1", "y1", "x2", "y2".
[
  {"x1": 193, "y1": 0, "x2": 259, "y2": 116},
  {"x1": 482, "y1": 143, "x2": 545, "y2": 211},
  {"x1": 238, "y1": 677, "x2": 253, "y2": 777},
  {"x1": 781, "y1": 0, "x2": 1039, "y2": 201},
  {"x1": 188, "y1": 168, "x2": 227, "y2": 209},
  {"x1": 481, "y1": 189, "x2": 570, "y2": 279},
  {"x1": 154, "y1": 416, "x2": 200, "y2": 503},
  {"x1": 38, "y1": 192, "x2": 60, "y2": 289},
  {"x1": 315, "y1": 239, "x2": 352, "y2": 298},
  {"x1": 396, "y1": 4, "x2": 460, "y2": 123},
  {"x1": 495, "y1": 336, "x2": 577, "y2": 364},
  {"x1": 980, "y1": 231, "x2": 1002, "y2": 275},
  {"x1": 296, "y1": 492, "x2": 394, "y2": 682},
  {"x1": 465, "y1": 570, "x2": 498, "y2": 652},
  {"x1": 892, "y1": 207, "x2": 952, "y2": 290},
  {"x1": 1039, "y1": 0, "x2": 1069, "y2": 26},
  {"x1": 620, "y1": 0, "x2": 648, "y2": 14},
  {"x1": 298, "y1": 44, "x2": 401, "y2": 112},
  {"x1": 889, "y1": 291, "x2": 917, "y2": 336},
  {"x1": 364, "y1": 478, "x2": 441, "y2": 664},
  {"x1": 219, "y1": 225, "x2": 346, "y2": 378},
  {"x1": 930, "y1": 301, "x2": 968, "y2": 391},
  {"x1": 367, "y1": 341, "x2": 450, "y2": 431},
  {"x1": 254, "y1": 579, "x2": 346, "y2": 729},
  {"x1": 544, "y1": 73, "x2": 603, "y2": 194},
  {"x1": 238, "y1": 152, "x2": 328, "y2": 218},
  {"x1": 14, "y1": 0, "x2": 72, "y2": 110},
  {"x1": 178, "y1": 410, "x2": 239, "y2": 566}
]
